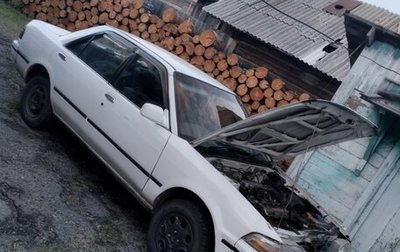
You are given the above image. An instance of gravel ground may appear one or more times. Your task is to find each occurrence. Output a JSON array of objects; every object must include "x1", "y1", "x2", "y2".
[{"x1": 0, "y1": 31, "x2": 149, "y2": 251}]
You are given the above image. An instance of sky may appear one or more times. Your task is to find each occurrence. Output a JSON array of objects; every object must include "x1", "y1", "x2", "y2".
[{"x1": 361, "y1": 0, "x2": 400, "y2": 15}]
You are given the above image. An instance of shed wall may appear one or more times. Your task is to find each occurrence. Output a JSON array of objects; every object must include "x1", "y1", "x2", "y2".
[{"x1": 287, "y1": 41, "x2": 400, "y2": 251}]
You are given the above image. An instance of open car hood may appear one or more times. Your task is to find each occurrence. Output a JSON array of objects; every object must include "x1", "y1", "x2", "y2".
[{"x1": 192, "y1": 100, "x2": 377, "y2": 161}]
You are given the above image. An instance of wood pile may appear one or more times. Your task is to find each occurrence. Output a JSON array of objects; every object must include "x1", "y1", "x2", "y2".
[{"x1": 21, "y1": 0, "x2": 311, "y2": 114}]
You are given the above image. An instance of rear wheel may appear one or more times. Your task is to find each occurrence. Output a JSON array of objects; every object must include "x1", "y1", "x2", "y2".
[
  {"x1": 20, "y1": 75, "x2": 53, "y2": 129},
  {"x1": 148, "y1": 199, "x2": 213, "y2": 252}
]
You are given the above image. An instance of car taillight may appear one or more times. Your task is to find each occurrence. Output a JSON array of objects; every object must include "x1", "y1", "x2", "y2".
[{"x1": 18, "y1": 27, "x2": 25, "y2": 39}]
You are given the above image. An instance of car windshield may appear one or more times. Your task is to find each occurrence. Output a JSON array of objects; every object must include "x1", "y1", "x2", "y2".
[{"x1": 174, "y1": 72, "x2": 247, "y2": 141}]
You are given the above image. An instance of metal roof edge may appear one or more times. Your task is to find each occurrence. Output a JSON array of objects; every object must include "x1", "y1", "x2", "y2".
[
  {"x1": 345, "y1": 13, "x2": 400, "y2": 48},
  {"x1": 202, "y1": 0, "x2": 349, "y2": 81},
  {"x1": 202, "y1": 4, "x2": 344, "y2": 82}
]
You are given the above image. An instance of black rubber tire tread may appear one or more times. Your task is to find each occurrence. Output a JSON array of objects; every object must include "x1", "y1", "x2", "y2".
[
  {"x1": 148, "y1": 199, "x2": 214, "y2": 252},
  {"x1": 20, "y1": 75, "x2": 53, "y2": 129}
]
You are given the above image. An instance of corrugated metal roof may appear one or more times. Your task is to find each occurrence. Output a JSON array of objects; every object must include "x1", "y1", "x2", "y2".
[
  {"x1": 352, "y1": 4, "x2": 400, "y2": 34},
  {"x1": 203, "y1": 0, "x2": 400, "y2": 82}
]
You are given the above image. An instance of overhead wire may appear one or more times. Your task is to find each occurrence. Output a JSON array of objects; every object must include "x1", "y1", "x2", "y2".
[{"x1": 316, "y1": 42, "x2": 364, "y2": 98}]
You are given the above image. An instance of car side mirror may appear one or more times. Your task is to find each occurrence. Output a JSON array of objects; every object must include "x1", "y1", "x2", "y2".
[{"x1": 140, "y1": 103, "x2": 168, "y2": 128}]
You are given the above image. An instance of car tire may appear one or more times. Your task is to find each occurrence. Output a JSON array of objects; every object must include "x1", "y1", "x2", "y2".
[
  {"x1": 20, "y1": 75, "x2": 53, "y2": 129},
  {"x1": 148, "y1": 199, "x2": 213, "y2": 252}
]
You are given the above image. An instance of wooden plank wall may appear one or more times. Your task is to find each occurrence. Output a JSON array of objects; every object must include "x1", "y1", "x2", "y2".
[
  {"x1": 350, "y1": 149, "x2": 400, "y2": 252},
  {"x1": 296, "y1": 125, "x2": 399, "y2": 222},
  {"x1": 288, "y1": 41, "x2": 400, "y2": 251}
]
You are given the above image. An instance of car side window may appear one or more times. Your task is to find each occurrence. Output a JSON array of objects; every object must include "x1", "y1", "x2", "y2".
[
  {"x1": 67, "y1": 33, "x2": 136, "y2": 82},
  {"x1": 113, "y1": 52, "x2": 166, "y2": 109},
  {"x1": 66, "y1": 36, "x2": 92, "y2": 55}
]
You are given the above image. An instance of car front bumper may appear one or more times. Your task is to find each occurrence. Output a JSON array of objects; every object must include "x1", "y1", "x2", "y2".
[{"x1": 234, "y1": 237, "x2": 351, "y2": 252}]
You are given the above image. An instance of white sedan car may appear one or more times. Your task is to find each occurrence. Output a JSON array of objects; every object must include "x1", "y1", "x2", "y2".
[{"x1": 12, "y1": 20, "x2": 375, "y2": 252}]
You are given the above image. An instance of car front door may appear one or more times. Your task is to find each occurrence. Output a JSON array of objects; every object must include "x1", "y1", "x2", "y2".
[
  {"x1": 87, "y1": 49, "x2": 172, "y2": 190},
  {"x1": 51, "y1": 32, "x2": 134, "y2": 140},
  {"x1": 53, "y1": 32, "x2": 170, "y2": 191}
]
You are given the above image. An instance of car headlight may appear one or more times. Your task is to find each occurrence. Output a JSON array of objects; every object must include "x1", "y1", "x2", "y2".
[{"x1": 243, "y1": 233, "x2": 282, "y2": 252}]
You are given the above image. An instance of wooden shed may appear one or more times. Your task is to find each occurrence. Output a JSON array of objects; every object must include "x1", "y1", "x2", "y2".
[{"x1": 287, "y1": 14, "x2": 400, "y2": 252}]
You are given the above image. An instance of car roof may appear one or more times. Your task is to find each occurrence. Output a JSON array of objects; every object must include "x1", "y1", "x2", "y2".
[
  {"x1": 104, "y1": 26, "x2": 234, "y2": 94},
  {"x1": 32, "y1": 19, "x2": 229, "y2": 93}
]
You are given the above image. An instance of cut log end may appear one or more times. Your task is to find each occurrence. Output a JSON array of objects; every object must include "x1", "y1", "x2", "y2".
[
  {"x1": 245, "y1": 68, "x2": 254, "y2": 77},
  {"x1": 255, "y1": 66, "x2": 268, "y2": 79},
  {"x1": 265, "y1": 97, "x2": 276, "y2": 109},
  {"x1": 227, "y1": 53, "x2": 239, "y2": 66},
  {"x1": 271, "y1": 78, "x2": 284, "y2": 91},
  {"x1": 241, "y1": 94, "x2": 250, "y2": 103},
  {"x1": 229, "y1": 66, "x2": 242, "y2": 79},
  {"x1": 217, "y1": 59, "x2": 228, "y2": 72},
  {"x1": 222, "y1": 78, "x2": 237, "y2": 91},
  {"x1": 246, "y1": 76, "x2": 258, "y2": 88},
  {"x1": 204, "y1": 60, "x2": 216, "y2": 73},
  {"x1": 277, "y1": 100, "x2": 289, "y2": 107},
  {"x1": 264, "y1": 88, "x2": 273, "y2": 98},
  {"x1": 251, "y1": 101, "x2": 260, "y2": 111},
  {"x1": 178, "y1": 19, "x2": 193, "y2": 34},
  {"x1": 199, "y1": 30, "x2": 216, "y2": 47},
  {"x1": 162, "y1": 7, "x2": 176, "y2": 23},
  {"x1": 221, "y1": 70, "x2": 229, "y2": 78},
  {"x1": 238, "y1": 74, "x2": 247, "y2": 84},
  {"x1": 299, "y1": 93, "x2": 311, "y2": 101},
  {"x1": 283, "y1": 91, "x2": 295, "y2": 102},
  {"x1": 258, "y1": 105, "x2": 268, "y2": 113},
  {"x1": 259, "y1": 80, "x2": 269, "y2": 89},
  {"x1": 249, "y1": 87, "x2": 263, "y2": 101},
  {"x1": 236, "y1": 84, "x2": 248, "y2": 96},
  {"x1": 273, "y1": 90, "x2": 284, "y2": 101}
]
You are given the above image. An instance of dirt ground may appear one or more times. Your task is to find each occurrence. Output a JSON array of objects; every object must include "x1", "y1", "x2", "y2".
[{"x1": 0, "y1": 20, "x2": 149, "y2": 252}]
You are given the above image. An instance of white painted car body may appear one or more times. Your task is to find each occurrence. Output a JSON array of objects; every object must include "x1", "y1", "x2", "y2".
[{"x1": 12, "y1": 20, "x2": 376, "y2": 251}]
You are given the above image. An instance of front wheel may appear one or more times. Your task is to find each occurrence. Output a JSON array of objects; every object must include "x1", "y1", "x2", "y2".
[
  {"x1": 148, "y1": 199, "x2": 213, "y2": 252},
  {"x1": 20, "y1": 75, "x2": 53, "y2": 129}
]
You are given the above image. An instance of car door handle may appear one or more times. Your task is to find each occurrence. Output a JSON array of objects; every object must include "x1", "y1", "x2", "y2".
[
  {"x1": 105, "y1": 93, "x2": 115, "y2": 103},
  {"x1": 58, "y1": 52, "x2": 66, "y2": 61}
]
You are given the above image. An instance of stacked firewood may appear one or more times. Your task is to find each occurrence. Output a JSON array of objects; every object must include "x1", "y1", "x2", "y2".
[
  {"x1": 22, "y1": 0, "x2": 148, "y2": 31},
  {"x1": 232, "y1": 69, "x2": 311, "y2": 114},
  {"x1": 21, "y1": 0, "x2": 311, "y2": 114}
]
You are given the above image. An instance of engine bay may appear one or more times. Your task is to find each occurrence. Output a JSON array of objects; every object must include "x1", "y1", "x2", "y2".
[{"x1": 207, "y1": 157, "x2": 345, "y2": 251}]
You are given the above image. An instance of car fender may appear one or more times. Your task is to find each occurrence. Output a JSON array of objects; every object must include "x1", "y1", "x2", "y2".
[
  {"x1": 142, "y1": 134, "x2": 281, "y2": 251},
  {"x1": 16, "y1": 21, "x2": 62, "y2": 85}
]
